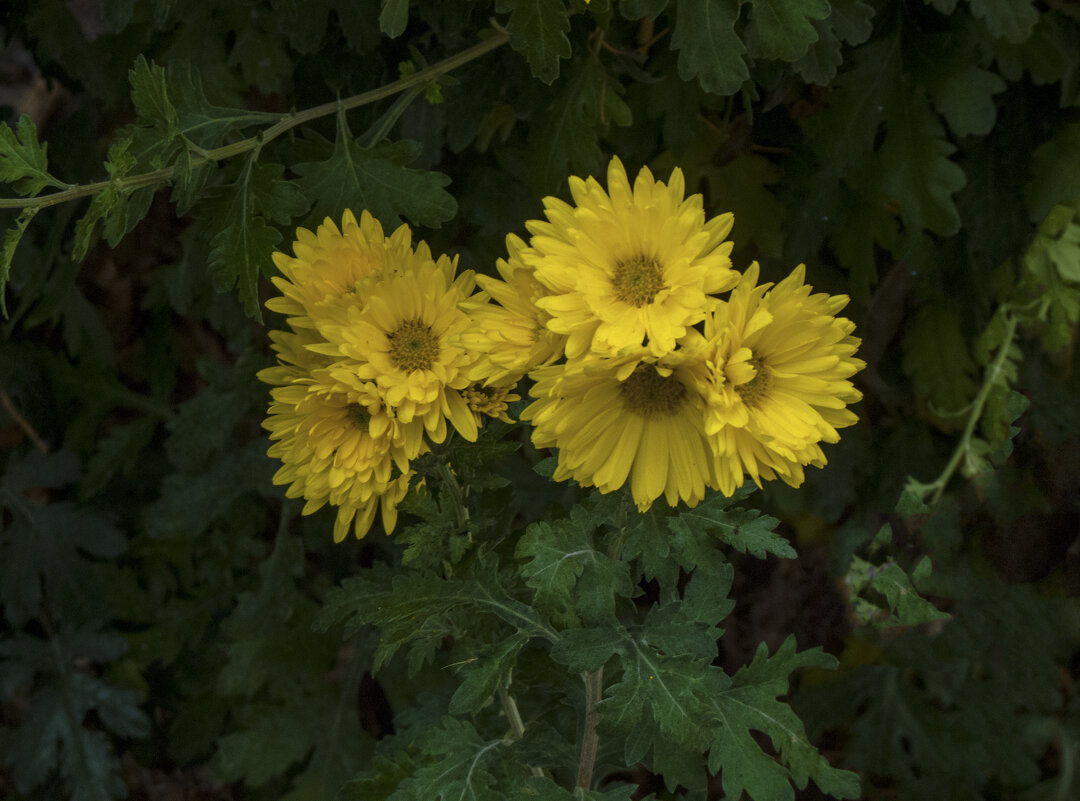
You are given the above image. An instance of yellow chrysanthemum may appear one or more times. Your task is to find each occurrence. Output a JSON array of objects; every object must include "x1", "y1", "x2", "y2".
[
  {"x1": 258, "y1": 330, "x2": 412, "y2": 541},
  {"x1": 522, "y1": 352, "x2": 717, "y2": 511},
  {"x1": 526, "y1": 156, "x2": 738, "y2": 358},
  {"x1": 266, "y1": 209, "x2": 414, "y2": 328},
  {"x1": 462, "y1": 382, "x2": 520, "y2": 425},
  {"x1": 459, "y1": 233, "x2": 567, "y2": 386},
  {"x1": 691, "y1": 262, "x2": 865, "y2": 495},
  {"x1": 314, "y1": 250, "x2": 480, "y2": 447}
]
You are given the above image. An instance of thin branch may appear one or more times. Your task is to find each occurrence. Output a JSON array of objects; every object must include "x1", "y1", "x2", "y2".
[
  {"x1": 575, "y1": 667, "x2": 604, "y2": 795},
  {"x1": 0, "y1": 384, "x2": 48, "y2": 453},
  {"x1": 0, "y1": 31, "x2": 510, "y2": 211},
  {"x1": 498, "y1": 686, "x2": 546, "y2": 779}
]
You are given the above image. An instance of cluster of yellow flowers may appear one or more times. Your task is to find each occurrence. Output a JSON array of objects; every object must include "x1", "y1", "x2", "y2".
[{"x1": 260, "y1": 157, "x2": 864, "y2": 540}]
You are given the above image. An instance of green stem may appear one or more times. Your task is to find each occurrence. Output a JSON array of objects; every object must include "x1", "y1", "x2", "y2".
[
  {"x1": 0, "y1": 31, "x2": 509, "y2": 211},
  {"x1": 924, "y1": 311, "x2": 1020, "y2": 504},
  {"x1": 497, "y1": 686, "x2": 546, "y2": 778},
  {"x1": 575, "y1": 667, "x2": 604, "y2": 795}
]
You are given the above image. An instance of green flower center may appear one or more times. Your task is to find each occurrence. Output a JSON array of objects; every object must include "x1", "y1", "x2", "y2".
[
  {"x1": 347, "y1": 403, "x2": 371, "y2": 429},
  {"x1": 612, "y1": 255, "x2": 665, "y2": 307},
  {"x1": 734, "y1": 355, "x2": 770, "y2": 408},
  {"x1": 619, "y1": 363, "x2": 686, "y2": 419},
  {"x1": 388, "y1": 319, "x2": 440, "y2": 373}
]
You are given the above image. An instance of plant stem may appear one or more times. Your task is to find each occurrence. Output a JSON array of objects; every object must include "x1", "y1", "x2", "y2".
[
  {"x1": 0, "y1": 31, "x2": 510, "y2": 210},
  {"x1": 575, "y1": 667, "x2": 604, "y2": 795},
  {"x1": 497, "y1": 686, "x2": 546, "y2": 778},
  {"x1": 925, "y1": 311, "x2": 1020, "y2": 504}
]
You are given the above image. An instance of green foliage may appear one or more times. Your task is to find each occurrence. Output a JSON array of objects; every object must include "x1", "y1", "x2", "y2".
[{"x1": 2, "y1": 1, "x2": 1079, "y2": 800}]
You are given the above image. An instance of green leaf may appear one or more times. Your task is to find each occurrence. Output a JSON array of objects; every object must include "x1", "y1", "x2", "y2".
[
  {"x1": 879, "y1": 89, "x2": 966, "y2": 236},
  {"x1": 391, "y1": 716, "x2": 505, "y2": 801},
  {"x1": 1, "y1": 206, "x2": 40, "y2": 316},
  {"x1": 969, "y1": 0, "x2": 1038, "y2": 44},
  {"x1": 704, "y1": 154, "x2": 787, "y2": 258},
  {"x1": 214, "y1": 701, "x2": 321, "y2": 786},
  {"x1": 380, "y1": 0, "x2": 409, "y2": 38},
  {"x1": 707, "y1": 637, "x2": 859, "y2": 800},
  {"x1": 746, "y1": 0, "x2": 831, "y2": 62},
  {"x1": 793, "y1": 0, "x2": 875, "y2": 85},
  {"x1": 448, "y1": 632, "x2": 529, "y2": 715},
  {"x1": 496, "y1": 0, "x2": 572, "y2": 84},
  {"x1": 295, "y1": 114, "x2": 455, "y2": 231},
  {"x1": 672, "y1": 0, "x2": 748, "y2": 95},
  {"x1": 318, "y1": 558, "x2": 553, "y2": 674},
  {"x1": 928, "y1": 64, "x2": 1006, "y2": 138},
  {"x1": 528, "y1": 56, "x2": 631, "y2": 192},
  {"x1": 516, "y1": 506, "x2": 634, "y2": 626},
  {"x1": 601, "y1": 639, "x2": 721, "y2": 753},
  {"x1": 204, "y1": 159, "x2": 308, "y2": 319},
  {"x1": 845, "y1": 556, "x2": 950, "y2": 627},
  {"x1": 1024, "y1": 122, "x2": 1080, "y2": 222},
  {"x1": 901, "y1": 303, "x2": 977, "y2": 428},
  {"x1": 81, "y1": 416, "x2": 157, "y2": 498},
  {"x1": 619, "y1": 0, "x2": 668, "y2": 19},
  {"x1": 549, "y1": 626, "x2": 624, "y2": 672},
  {"x1": 669, "y1": 490, "x2": 796, "y2": 559},
  {"x1": 803, "y1": 37, "x2": 897, "y2": 167},
  {"x1": 0, "y1": 115, "x2": 63, "y2": 196}
]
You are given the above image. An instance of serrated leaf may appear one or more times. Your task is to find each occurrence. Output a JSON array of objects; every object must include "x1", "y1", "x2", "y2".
[
  {"x1": 669, "y1": 491, "x2": 795, "y2": 559},
  {"x1": 496, "y1": 0, "x2": 572, "y2": 84},
  {"x1": 1, "y1": 206, "x2": 40, "y2": 315},
  {"x1": 380, "y1": 0, "x2": 409, "y2": 37},
  {"x1": 619, "y1": 0, "x2": 668, "y2": 19},
  {"x1": 969, "y1": 0, "x2": 1038, "y2": 44},
  {"x1": 705, "y1": 154, "x2": 786, "y2": 258},
  {"x1": 549, "y1": 626, "x2": 624, "y2": 672},
  {"x1": 601, "y1": 638, "x2": 720, "y2": 753},
  {"x1": 516, "y1": 506, "x2": 634, "y2": 626},
  {"x1": 449, "y1": 632, "x2": 529, "y2": 714},
  {"x1": 880, "y1": 90, "x2": 966, "y2": 236},
  {"x1": 391, "y1": 717, "x2": 505, "y2": 801},
  {"x1": 214, "y1": 701, "x2": 320, "y2": 786},
  {"x1": 0, "y1": 115, "x2": 63, "y2": 196},
  {"x1": 746, "y1": 0, "x2": 831, "y2": 62},
  {"x1": 295, "y1": 115, "x2": 455, "y2": 231},
  {"x1": 803, "y1": 37, "x2": 897, "y2": 166},
  {"x1": 81, "y1": 416, "x2": 157, "y2": 498},
  {"x1": 707, "y1": 637, "x2": 859, "y2": 800},
  {"x1": 672, "y1": 0, "x2": 748, "y2": 95},
  {"x1": 528, "y1": 56, "x2": 631, "y2": 192},
  {"x1": 847, "y1": 556, "x2": 949, "y2": 627},
  {"x1": 204, "y1": 160, "x2": 307, "y2": 319}
]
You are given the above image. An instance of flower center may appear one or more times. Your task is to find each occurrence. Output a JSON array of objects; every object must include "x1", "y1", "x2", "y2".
[
  {"x1": 619, "y1": 363, "x2": 686, "y2": 419},
  {"x1": 734, "y1": 355, "x2": 770, "y2": 408},
  {"x1": 387, "y1": 319, "x2": 440, "y2": 373},
  {"x1": 347, "y1": 402, "x2": 371, "y2": 429},
  {"x1": 612, "y1": 255, "x2": 665, "y2": 307}
]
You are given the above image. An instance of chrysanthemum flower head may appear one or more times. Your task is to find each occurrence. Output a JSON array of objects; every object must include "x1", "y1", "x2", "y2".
[
  {"x1": 692, "y1": 262, "x2": 865, "y2": 495},
  {"x1": 522, "y1": 351, "x2": 717, "y2": 511},
  {"x1": 313, "y1": 249, "x2": 481, "y2": 447},
  {"x1": 266, "y1": 209, "x2": 414, "y2": 328},
  {"x1": 459, "y1": 233, "x2": 567, "y2": 386},
  {"x1": 526, "y1": 156, "x2": 738, "y2": 358},
  {"x1": 259, "y1": 335, "x2": 412, "y2": 540}
]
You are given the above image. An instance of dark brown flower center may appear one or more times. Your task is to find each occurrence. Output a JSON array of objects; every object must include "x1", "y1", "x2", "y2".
[
  {"x1": 387, "y1": 319, "x2": 440, "y2": 373},
  {"x1": 612, "y1": 255, "x2": 665, "y2": 307},
  {"x1": 619, "y1": 363, "x2": 686, "y2": 419}
]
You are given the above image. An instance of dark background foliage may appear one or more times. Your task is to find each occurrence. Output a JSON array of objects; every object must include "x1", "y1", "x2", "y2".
[{"x1": 1, "y1": 0, "x2": 1079, "y2": 799}]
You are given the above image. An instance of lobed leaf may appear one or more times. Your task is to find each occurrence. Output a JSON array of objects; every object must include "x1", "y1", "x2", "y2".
[
  {"x1": 496, "y1": 0, "x2": 573, "y2": 84},
  {"x1": 746, "y1": 0, "x2": 831, "y2": 62},
  {"x1": 0, "y1": 115, "x2": 63, "y2": 197},
  {"x1": 672, "y1": 0, "x2": 748, "y2": 95}
]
